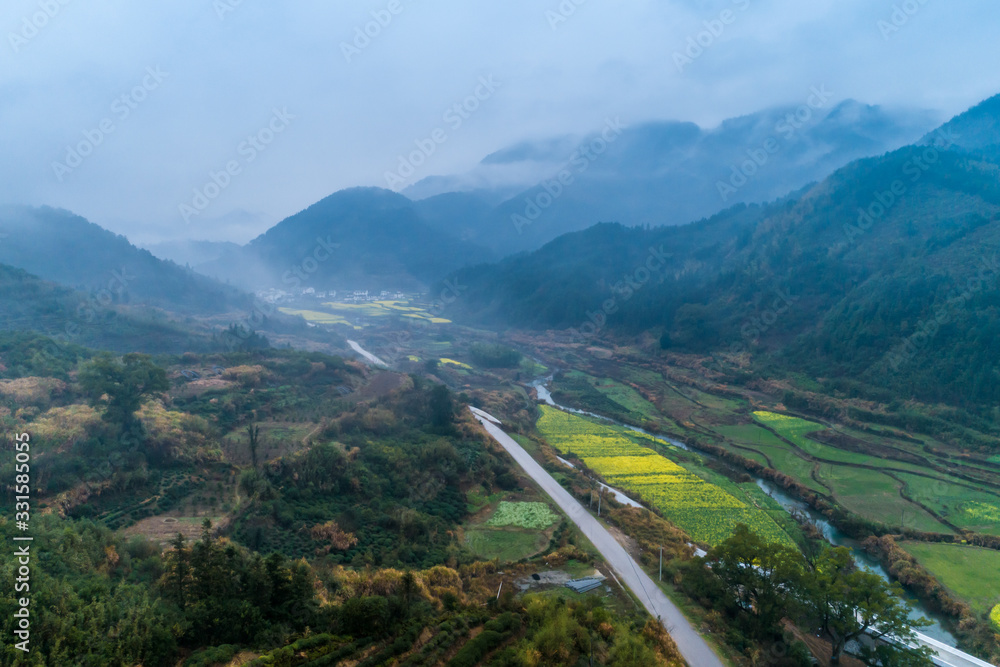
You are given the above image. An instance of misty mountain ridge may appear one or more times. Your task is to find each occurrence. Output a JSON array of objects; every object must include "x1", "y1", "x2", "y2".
[
  {"x1": 23, "y1": 96, "x2": 939, "y2": 299},
  {"x1": 144, "y1": 239, "x2": 242, "y2": 269},
  {"x1": 195, "y1": 187, "x2": 496, "y2": 292},
  {"x1": 444, "y1": 95, "x2": 1000, "y2": 407},
  {"x1": 402, "y1": 97, "x2": 940, "y2": 255},
  {"x1": 0, "y1": 205, "x2": 250, "y2": 315}
]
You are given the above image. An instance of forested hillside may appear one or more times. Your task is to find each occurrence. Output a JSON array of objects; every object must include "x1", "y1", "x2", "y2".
[
  {"x1": 0, "y1": 206, "x2": 249, "y2": 315},
  {"x1": 0, "y1": 341, "x2": 690, "y2": 666},
  {"x1": 449, "y1": 114, "x2": 1000, "y2": 409}
]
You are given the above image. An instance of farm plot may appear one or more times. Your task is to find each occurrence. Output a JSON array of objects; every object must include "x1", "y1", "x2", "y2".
[
  {"x1": 487, "y1": 501, "x2": 559, "y2": 529},
  {"x1": 537, "y1": 405, "x2": 795, "y2": 547},
  {"x1": 280, "y1": 301, "x2": 450, "y2": 328},
  {"x1": 815, "y1": 465, "x2": 952, "y2": 533},
  {"x1": 464, "y1": 501, "x2": 558, "y2": 562},
  {"x1": 900, "y1": 542, "x2": 1000, "y2": 615},
  {"x1": 893, "y1": 474, "x2": 1000, "y2": 536}
]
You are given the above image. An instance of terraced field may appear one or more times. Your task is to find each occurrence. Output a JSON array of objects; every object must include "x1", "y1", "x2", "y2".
[
  {"x1": 738, "y1": 410, "x2": 1000, "y2": 535},
  {"x1": 281, "y1": 300, "x2": 450, "y2": 328},
  {"x1": 536, "y1": 405, "x2": 796, "y2": 547},
  {"x1": 900, "y1": 542, "x2": 1000, "y2": 615}
]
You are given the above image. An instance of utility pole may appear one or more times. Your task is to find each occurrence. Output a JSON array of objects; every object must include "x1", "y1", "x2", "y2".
[
  {"x1": 598, "y1": 488, "x2": 602, "y2": 517},
  {"x1": 659, "y1": 546, "x2": 663, "y2": 582}
]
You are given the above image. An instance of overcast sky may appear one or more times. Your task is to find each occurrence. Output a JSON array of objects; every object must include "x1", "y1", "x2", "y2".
[{"x1": 3, "y1": 0, "x2": 999, "y2": 244}]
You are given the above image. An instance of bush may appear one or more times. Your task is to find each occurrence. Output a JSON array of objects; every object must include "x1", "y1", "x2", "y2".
[
  {"x1": 184, "y1": 644, "x2": 241, "y2": 667},
  {"x1": 445, "y1": 613, "x2": 521, "y2": 667},
  {"x1": 469, "y1": 343, "x2": 522, "y2": 368},
  {"x1": 341, "y1": 596, "x2": 390, "y2": 637}
]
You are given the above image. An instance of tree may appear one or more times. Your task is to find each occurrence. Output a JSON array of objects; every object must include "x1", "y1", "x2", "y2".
[
  {"x1": 803, "y1": 547, "x2": 932, "y2": 665},
  {"x1": 246, "y1": 423, "x2": 261, "y2": 468},
  {"x1": 165, "y1": 533, "x2": 189, "y2": 609},
  {"x1": 709, "y1": 524, "x2": 803, "y2": 638},
  {"x1": 401, "y1": 570, "x2": 417, "y2": 616},
  {"x1": 429, "y1": 383, "x2": 454, "y2": 430},
  {"x1": 78, "y1": 353, "x2": 169, "y2": 432},
  {"x1": 469, "y1": 342, "x2": 522, "y2": 368}
]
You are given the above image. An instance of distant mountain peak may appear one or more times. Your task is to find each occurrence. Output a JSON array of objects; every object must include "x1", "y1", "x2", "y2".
[{"x1": 924, "y1": 92, "x2": 1000, "y2": 151}]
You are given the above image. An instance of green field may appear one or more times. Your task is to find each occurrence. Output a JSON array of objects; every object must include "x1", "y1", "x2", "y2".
[
  {"x1": 901, "y1": 542, "x2": 1000, "y2": 614},
  {"x1": 280, "y1": 300, "x2": 450, "y2": 328},
  {"x1": 278, "y1": 309, "x2": 360, "y2": 328},
  {"x1": 741, "y1": 411, "x2": 1000, "y2": 533},
  {"x1": 895, "y1": 473, "x2": 1000, "y2": 535},
  {"x1": 487, "y1": 501, "x2": 559, "y2": 529},
  {"x1": 554, "y1": 371, "x2": 661, "y2": 422},
  {"x1": 536, "y1": 405, "x2": 796, "y2": 548},
  {"x1": 815, "y1": 465, "x2": 951, "y2": 533},
  {"x1": 464, "y1": 527, "x2": 549, "y2": 562}
]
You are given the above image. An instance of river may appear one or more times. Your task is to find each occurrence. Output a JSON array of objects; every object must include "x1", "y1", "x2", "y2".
[{"x1": 530, "y1": 377, "x2": 959, "y2": 646}]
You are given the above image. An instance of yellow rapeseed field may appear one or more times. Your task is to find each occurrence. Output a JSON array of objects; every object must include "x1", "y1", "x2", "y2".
[{"x1": 538, "y1": 405, "x2": 795, "y2": 547}]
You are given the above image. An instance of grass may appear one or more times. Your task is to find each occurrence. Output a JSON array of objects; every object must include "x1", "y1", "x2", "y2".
[
  {"x1": 464, "y1": 527, "x2": 548, "y2": 562},
  {"x1": 465, "y1": 487, "x2": 504, "y2": 514},
  {"x1": 894, "y1": 472, "x2": 1000, "y2": 536},
  {"x1": 749, "y1": 411, "x2": 961, "y2": 532},
  {"x1": 552, "y1": 371, "x2": 660, "y2": 423},
  {"x1": 816, "y1": 466, "x2": 951, "y2": 533},
  {"x1": 510, "y1": 433, "x2": 539, "y2": 456},
  {"x1": 901, "y1": 542, "x2": 1000, "y2": 614},
  {"x1": 582, "y1": 374, "x2": 660, "y2": 421}
]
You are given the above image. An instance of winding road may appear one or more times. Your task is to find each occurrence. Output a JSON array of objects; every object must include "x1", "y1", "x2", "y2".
[
  {"x1": 347, "y1": 339, "x2": 388, "y2": 367},
  {"x1": 470, "y1": 408, "x2": 725, "y2": 667}
]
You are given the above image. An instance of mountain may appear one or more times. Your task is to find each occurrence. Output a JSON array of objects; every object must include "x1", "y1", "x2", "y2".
[
  {"x1": 403, "y1": 100, "x2": 939, "y2": 256},
  {"x1": 0, "y1": 206, "x2": 249, "y2": 315},
  {"x1": 197, "y1": 187, "x2": 496, "y2": 292},
  {"x1": 446, "y1": 95, "x2": 1000, "y2": 409},
  {"x1": 0, "y1": 262, "x2": 224, "y2": 353},
  {"x1": 143, "y1": 239, "x2": 242, "y2": 271},
  {"x1": 925, "y1": 92, "x2": 1000, "y2": 160}
]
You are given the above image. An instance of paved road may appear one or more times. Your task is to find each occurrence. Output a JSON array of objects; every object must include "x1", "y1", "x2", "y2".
[
  {"x1": 907, "y1": 633, "x2": 996, "y2": 667},
  {"x1": 347, "y1": 340, "x2": 388, "y2": 367},
  {"x1": 471, "y1": 410, "x2": 725, "y2": 667}
]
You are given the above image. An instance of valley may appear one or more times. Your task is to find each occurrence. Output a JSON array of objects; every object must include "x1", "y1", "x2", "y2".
[
  {"x1": 334, "y1": 319, "x2": 1000, "y2": 664},
  {"x1": 5, "y1": 31, "x2": 1000, "y2": 665}
]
